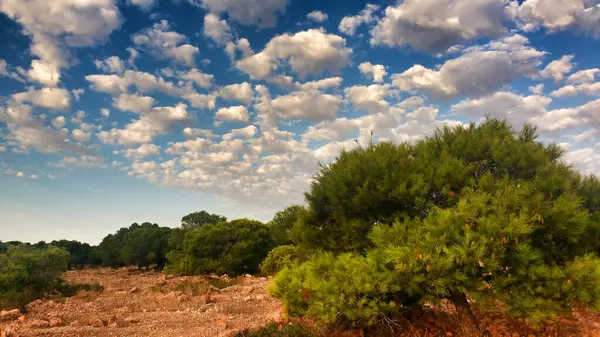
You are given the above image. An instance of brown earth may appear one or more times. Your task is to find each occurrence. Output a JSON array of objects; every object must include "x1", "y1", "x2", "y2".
[
  {"x1": 2, "y1": 268, "x2": 600, "y2": 337},
  {"x1": 0, "y1": 268, "x2": 283, "y2": 337}
]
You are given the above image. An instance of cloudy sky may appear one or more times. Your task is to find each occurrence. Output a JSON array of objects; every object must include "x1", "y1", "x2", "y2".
[{"x1": 0, "y1": 0, "x2": 599, "y2": 244}]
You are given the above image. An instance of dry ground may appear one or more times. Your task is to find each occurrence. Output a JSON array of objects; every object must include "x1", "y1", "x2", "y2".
[
  {"x1": 1, "y1": 268, "x2": 283, "y2": 337},
  {"x1": 2, "y1": 268, "x2": 600, "y2": 337}
]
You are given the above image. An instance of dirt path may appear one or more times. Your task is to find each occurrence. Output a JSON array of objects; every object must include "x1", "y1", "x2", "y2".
[{"x1": 1, "y1": 268, "x2": 284, "y2": 337}]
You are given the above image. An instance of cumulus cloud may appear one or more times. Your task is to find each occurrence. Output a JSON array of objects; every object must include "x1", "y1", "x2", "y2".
[
  {"x1": 13, "y1": 87, "x2": 71, "y2": 111},
  {"x1": 72, "y1": 129, "x2": 91, "y2": 142},
  {"x1": 203, "y1": 12, "x2": 233, "y2": 45},
  {"x1": 392, "y1": 35, "x2": 546, "y2": 100},
  {"x1": 507, "y1": 0, "x2": 600, "y2": 36},
  {"x1": 177, "y1": 68, "x2": 214, "y2": 89},
  {"x1": 339, "y1": 4, "x2": 380, "y2": 36},
  {"x1": 568, "y1": 68, "x2": 600, "y2": 84},
  {"x1": 94, "y1": 56, "x2": 125, "y2": 74},
  {"x1": 307, "y1": 10, "x2": 328, "y2": 23},
  {"x1": 540, "y1": 55, "x2": 575, "y2": 82},
  {"x1": 236, "y1": 29, "x2": 352, "y2": 80},
  {"x1": 344, "y1": 84, "x2": 393, "y2": 114},
  {"x1": 129, "y1": 0, "x2": 156, "y2": 11},
  {"x1": 0, "y1": 0, "x2": 122, "y2": 86},
  {"x1": 215, "y1": 106, "x2": 250, "y2": 123},
  {"x1": 358, "y1": 62, "x2": 387, "y2": 83},
  {"x1": 219, "y1": 82, "x2": 255, "y2": 104},
  {"x1": 223, "y1": 125, "x2": 258, "y2": 140},
  {"x1": 370, "y1": 0, "x2": 507, "y2": 52},
  {"x1": 551, "y1": 82, "x2": 600, "y2": 97},
  {"x1": 124, "y1": 144, "x2": 161, "y2": 158},
  {"x1": 132, "y1": 20, "x2": 199, "y2": 67},
  {"x1": 197, "y1": 0, "x2": 289, "y2": 27},
  {"x1": 114, "y1": 93, "x2": 155, "y2": 113},
  {"x1": 51, "y1": 116, "x2": 66, "y2": 129}
]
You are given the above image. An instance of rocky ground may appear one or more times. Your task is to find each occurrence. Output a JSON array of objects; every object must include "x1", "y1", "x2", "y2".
[
  {"x1": 2, "y1": 268, "x2": 600, "y2": 337},
  {"x1": 0, "y1": 268, "x2": 283, "y2": 337}
]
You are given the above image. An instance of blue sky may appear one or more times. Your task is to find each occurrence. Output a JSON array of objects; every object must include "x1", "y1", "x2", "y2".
[{"x1": 1, "y1": 0, "x2": 599, "y2": 244}]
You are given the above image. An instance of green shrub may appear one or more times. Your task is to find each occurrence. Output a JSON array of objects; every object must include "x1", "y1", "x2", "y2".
[
  {"x1": 269, "y1": 205, "x2": 306, "y2": 246},
  {"x1": 166, "y1": 218, "x2": 273, "y2": 276},
  {"x1": 0, "y1": 245, "x2": 69, "y2": 309},
  {"x1": 236, "y1": 322, "x2": 316, "y2": 337},
  {"x1": 261, "y1": 245, "x2": 302, "y2": 275}
]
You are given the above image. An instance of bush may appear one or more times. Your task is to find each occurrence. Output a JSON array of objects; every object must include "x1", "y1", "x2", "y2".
[
  {"x1": 0, "y1": 245, "x2": 69, "y2": 309},
  {"x1": 274, "y1": 119, "x2": 600, "y2": 328},
  {"x1": 236, "y1": 322, "x2": 316, "y2": 337},
  {"x1": 166, "y1": 218, "x2": 273, "y2": 276},
  {"x1": 260, "y1": 245, "x2": 301, "y2": 275},
  {"x1": 269, "y1": 205, "x2": 306, "y2": 246}
]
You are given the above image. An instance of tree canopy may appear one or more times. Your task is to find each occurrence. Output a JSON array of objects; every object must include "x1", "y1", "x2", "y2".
[
  {"x1": 274, "y1": 119, "x2": 600, "y2": 327},
  {"x1": 181, "y1": 211, "x2": 227, "y2": 229}
]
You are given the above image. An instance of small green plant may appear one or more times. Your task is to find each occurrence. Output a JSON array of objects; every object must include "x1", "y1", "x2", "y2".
[
  {"x1": 236, "y1": 322, "x2": 316, "y2": 337},
  {"x1": 260, "y1": 245, "x2": 301, "y2": 275}
]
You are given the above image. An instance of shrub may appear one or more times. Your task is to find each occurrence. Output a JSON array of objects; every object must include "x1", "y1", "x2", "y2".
[
  {"x1": 260, "y1": 245, "x2": 301, "y2": 275},
  {"x1": 0, "y1": 245, "x2": 69, "y2": 309},
  {"x1": 236, "y1": 322, "x2": 316, "y2": 337},
  {"x1": 274, "y1": 119, "x2": 600, "y2": 328},
  {"x1": 166, "y1": 218, "x2": 273, "y2": 276},
  {"x1": 269, "y1": 205, "x2": 306, "y2": 246}
]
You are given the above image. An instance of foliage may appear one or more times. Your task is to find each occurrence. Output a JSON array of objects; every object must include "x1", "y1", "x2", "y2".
[
  {"x1": 0, "y1": 245, "x2": 69, "y2": 309},
  {"x1": 166, "y1": 218, "x2": 273, "y2": 276},
  {"x1": 275, "y1": 119, "x2": 600, "y2": 327},
  {"x1": 98, "y1": 222, "x2": 171, "y2": 269},
  {"x1": 181, "y1": 210, "x2": 227, "y2": 229},
  {"x1": 269, "y1": 205, "x2": 306, "y2": 246},
  {"x1": 261, "y1": 245, "x2": 302, "y2": 275},
  {"x1": 236, "y1": 322, "x2": 316, "y2": 337},
  {"x1": 50, "y1": 240, "x2": 101, "y2": 268}
]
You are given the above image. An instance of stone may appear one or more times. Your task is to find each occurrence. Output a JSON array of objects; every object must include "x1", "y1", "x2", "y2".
[
  {"x1": 27, "y1": 319, "x2": 50, "y2": 329},
  {"x1": 124, "y1": 316, "x2": 139, "y2": 324},
  {"x1": 128, "y1": 287, "x2": 139, "y2": 294},
  {"x1": 1, "y1": 324, "x2": 19, "y2": 337},
  {"x1": 0, "y1": 309, "x2": 20, "y2": 322},
  {"x1": 216, "y1": 317, "x2": 228, "y2": 330},
  {"x1": 49, "y1": 317, "x2": 63, "y2": 327},
  {"x1": 88, "y1": 317, "x2": 105, "y2": 328},
  {"x1": 155, "y1": 275, "x2": 167, "y2": 286}
]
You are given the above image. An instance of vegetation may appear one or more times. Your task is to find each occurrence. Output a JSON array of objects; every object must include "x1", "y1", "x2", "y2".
[
  {"x1": 269, "y1": 205, "x2": 306, "y2": 246},
  {"x1": 260, "y1": 245, "x2": 302, "y2": 276},
  {"x1": 50, "y1": 240, "x2": 101, "y2": 268},
  {"x1": 0, "y1": 245, "x2": 69, "y2": 309},
  {"x1": 236, "y1": 322, "x2": 316, "y2": 337},
  {"x1": 166, "y1": 219, "x2": 274, "y2": 276},
  {"x1": 273, "y1": 119, "x2": 600, "y2": 328},
  {"x1": 181, "y1": 210, "x2": 227, "y2": 229}
]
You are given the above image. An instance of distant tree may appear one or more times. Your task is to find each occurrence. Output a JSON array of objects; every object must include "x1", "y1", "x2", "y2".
[
  {"x1": 97, "y1": 234, "x2": 124, "y2": 267},
  {"x1": 121, "y1": 223, "x2": 171, "y2": 270},
  {"x1": 50, "y1": 240, "x2": 101, "y2": 268},
  {"x1": 181, "y1": 211, "x2": 227, "y2": 229},
  {"x1": 166, "y1": 218, "x2": 273, "y2": 276},
  {"x1": 268, "y1": 205, "x2": 306, "y2": 246}
]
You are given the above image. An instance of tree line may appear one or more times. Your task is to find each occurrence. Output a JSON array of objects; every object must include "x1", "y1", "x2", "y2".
[{"x1": 2, "y1": 119, "x2": 600, "y2": 332}]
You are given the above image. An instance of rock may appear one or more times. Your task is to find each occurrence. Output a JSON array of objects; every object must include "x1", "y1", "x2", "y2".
[
  {"x1": 0, "y1": 309, "x2": 21, "y2": 322},
  {"x1": 128, "y1": 287, "x2": 139, "y2": 294},
  {"x1": 178, "y1": 294, "x2": 189, "y2": 302},
  {"x1": 88, "y1": 317, "x2": 105, "y2": 328},
  {"x1": 17, "y1": 316, "x2": 25, "y2": 323},
  {"x1": 155, "y1": 275, "x2": 167, "y2": 286},
  {"x1": 49, "y1": 317, "x2": 63, "y2": 327},
  {"x1": 255, "y1": 294, "x2": 265, "y2": 301},
  {"x1": 124, "y1": 316, "x2": 139, "y2": 324},
  {"x1": 202, "y1": 292, "x2": 212, "y2": 304},
  {"x1": 216, "y1": 317, "x2": 228, "y2": 330},
  {"x1": 69, "y1": 320, "x2": 82, "y2": 327},
  {"x1": 1, "y1": 324, "x2": 19, "y2": 337},
  {"x1": 27, "y1": 319, "x2": 50, "y2": 329}
]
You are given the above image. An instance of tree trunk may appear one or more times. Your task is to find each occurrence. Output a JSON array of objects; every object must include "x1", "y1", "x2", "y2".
[{"x1": 450, "y1": 291, "x2": 479, "y2": 330}]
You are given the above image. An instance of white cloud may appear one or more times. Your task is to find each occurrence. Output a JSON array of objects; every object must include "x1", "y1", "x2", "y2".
[
  {"x1": 0, "y1": 0, "x2": 122, "y2": 86},
  {"x1": 132, "y1": 20, "x2": 199, "y2": 67},
  {"x1": 183, "y1": 127, "x2": 218, "y2": 139},
  {"x1": 508, "y1": 0, "x2": 600, "y2": 36},
  {"x1": 256, "y1": 87, "x2": 343, "y2": 124},
  {"x1": 72, "y1": 129, "x2": 91, "y2": 142},
  {"x1": 198, "y1": 0, "x2": 289, "y2": 27},
  {"x1": 540, "y1": 55, "x2": 575, "y2": 82},
  {"x1": 223, "y1": 125, "x2": 258, "y2": 140},
  {"x1": 452, "y1": 91, "x2": 552, "y2": 128},
  {"x1": 124, "y1": 144, "x2": 161, "y2": 158},
  {"x1": 392, "y1": 35, "x2": 545, "y2": 100},
  {"x1": 563, "y1": 148, "x2": 600, "y2": 175},
  {"x1": 0, "y1": 59, "x2": 7, "y2": 76},
  {"x1": 344, "y1": 84, "x2": 392, "y2": 114},
  {"x1": 16, "y1": 172, "x2": 24, "y2": 178},
  {"x1": 101, "y1": 109, "x2": 110, "y2": 118},
  {"x1": 219, "y1": 82, "x2": 255, "y2": 104},
  {"x1": 97, "y1": 103, "x2": 192, "y2": 145},
  {"x1": 71, "y1": 110, "x2": 86, "y2": 124},
  {"x1": 370, "y1": 0, "x2": 507, "y2": 52},
  {"x1": 551, "y1": 82, "x2": 600, "y2": 97},
  {"x1": 358, "y1": 62, "x2": 387, "y2": 83},
  {"x1": 568, "y1": 68, "x2": 600, "y2": 84},
  {"x1": 129, "y1": 0, "x2": 156, "y2": 11},
  {"x1": 215, "y1": 106, "x2": 250, "y2": 123},
  {"x1": 94, "y1": 56, "x2": 126, "y2": 74},
  {"x1": 529, "y1": 83, "x2": 545, "y2": 95},
  {"x1": 0, "y1": 146, "x2": 6, "y2": 152},
  {"x1": 114, "y1": 93, "x2": 155, "y2": 113},
  {"x1": 307, "y1": 10, "x2": 328, "y2": 23},
  {"x1": 178, "y1": 68, "x2": 214, "y2": 89},
  {"x1": 203, "y1": 12, "x2": 233, "y2": 45},
  {"x1": 86, "y1": 70, "x2": 182, "y2": 97},
  {"x1": 295, "y1": 77, "x2": 343, "y2": 91},
  {"x1": 339, "y1": 4, "x2": 380, "y2": 36},
  {"x1": 52, "y1": 116, "x2": 66, "y2": 128},
  {"x1": 13, "y1": 87, "x2": 71, "y2": 111},
  {"x1": 236, "y1": 29, "x2": 352, "y2": 79}
]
